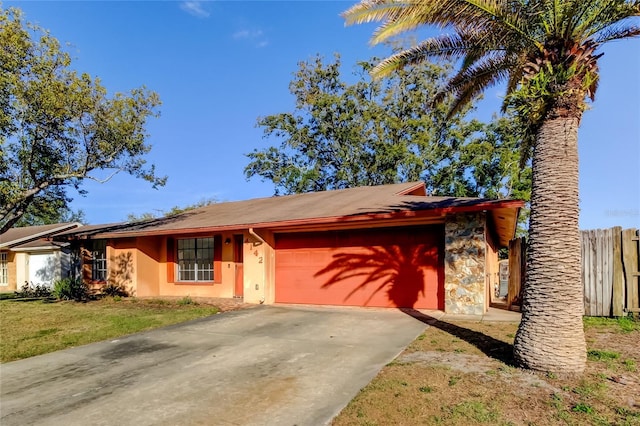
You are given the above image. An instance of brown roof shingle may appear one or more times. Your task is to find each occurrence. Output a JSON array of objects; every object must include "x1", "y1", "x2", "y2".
[
  {"x1": 58, "y1": 182, "x2": 523, "y2": 246},
  {"x1": 0, "y1": 222, "x2": 81, "y2": 248}
]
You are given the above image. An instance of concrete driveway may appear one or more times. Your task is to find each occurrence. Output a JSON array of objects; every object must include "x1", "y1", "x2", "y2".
[{"x1": 0, "y1": 305, "x2": 426, "y2": 426}]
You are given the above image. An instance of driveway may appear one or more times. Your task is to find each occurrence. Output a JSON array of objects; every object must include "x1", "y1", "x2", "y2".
[{"x1": 0, "y1": 305, "x2": 426, "y2": 426}]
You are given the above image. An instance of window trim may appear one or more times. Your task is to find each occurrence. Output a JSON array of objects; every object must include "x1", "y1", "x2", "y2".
[
  {"x1": 168, "y1": 235, "x2": 222, "y2": 284},
  {"x1": 176, "y1": 237, "x2": 214, "y2": 282},
  {"x1": 0, "y1": 252, "x2": 8, "y2": 286},
  {"x1": 91, "y1": 240, "x2": 108, "y2": 282}
]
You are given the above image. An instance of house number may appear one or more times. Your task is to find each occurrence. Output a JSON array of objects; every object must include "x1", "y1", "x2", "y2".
[{"x1": 258, "y1": 257, "x2": 263, "y2": 264}]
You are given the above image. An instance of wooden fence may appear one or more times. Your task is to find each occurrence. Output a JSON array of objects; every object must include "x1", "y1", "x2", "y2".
[
  {"x1": 582, "y1": 227, "x2": 639, "y2": 317},
  {"x1": 507, "y1": 237, "x2": 526, "y2": 311},
  {"x1": 506, "y1": 227, "x2": 639, "y2": 317}
]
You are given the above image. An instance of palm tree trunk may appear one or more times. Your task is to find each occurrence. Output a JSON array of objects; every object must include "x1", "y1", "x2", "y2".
[{"x1": 513, "y1": 101, "x2": 586, "y2": 373}]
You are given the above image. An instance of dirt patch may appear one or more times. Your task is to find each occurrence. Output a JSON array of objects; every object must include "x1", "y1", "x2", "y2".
[
  {"x1": 333, "y1": 318, "x2": 640, "y2": 426},
  {"x1": 135, "y1": 296, "x2": 253, "y2": 312}
]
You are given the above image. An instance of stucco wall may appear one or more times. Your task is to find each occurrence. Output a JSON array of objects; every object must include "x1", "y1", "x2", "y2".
[
  {"x1": 136, "y1": 236, "x2": 161, "y2": 297},
  {"x1": 1, "y1": 251, "x2": 18, "y2": 290},
  {"x1": 444, "y1": 212, "x2": 486, "y2": 314},
  {"x1": 156, "y1": 233, "x2": 235, "y2": 298},
  {"x1": 243, "y1": 230, "x2": 275, "y2": 305},
  {"x1": 15, "y1": 252, "x2": 26, "y2": 290},
  {"x1": 109, "y1": 239, "x2": 137, "y2": 295}
]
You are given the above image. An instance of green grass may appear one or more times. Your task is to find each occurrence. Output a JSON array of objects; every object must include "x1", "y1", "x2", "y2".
[
  {"x1": 0, "y1": 298, "x2": 220, "y2": 362},
  {"x1": 584, "y1": 316, "x2": 639, "y2": 333},
  {"x1": 437, "y1": 401, "x2": 501, "y2": 424},
  {"x1": 587, "y1": 349, "x2": 620, "y2": 361},
  {"x1": 333, "y1": 318, "x2": 639, "y2": 426}
]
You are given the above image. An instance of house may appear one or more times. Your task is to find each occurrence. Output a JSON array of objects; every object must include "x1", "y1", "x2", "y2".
[
  {"x1": 0, "y1": 222, "x2": 83, "y2": 291},
  {"x1": 56, "y1": 182, "x2": 523, "y2": 314}
]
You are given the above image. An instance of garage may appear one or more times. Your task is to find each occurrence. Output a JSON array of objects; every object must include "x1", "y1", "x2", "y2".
[
  {"x1": 28, "y1": 252, "x2": 58, "y2": 288},
  {"x1": 275, "y1": 225, "x2": 444, "y2": 309}
]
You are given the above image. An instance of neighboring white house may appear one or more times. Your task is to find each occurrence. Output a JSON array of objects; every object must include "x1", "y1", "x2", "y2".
[{"x1": 0, "y1": 223, "x2": 82, "y2": 291}]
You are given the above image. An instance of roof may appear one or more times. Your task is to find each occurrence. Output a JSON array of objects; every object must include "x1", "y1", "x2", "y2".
[
  {"x1": 0, "y1": 222, "x2": 82, "y2": 249},
  {"x1": 58, "y1": 182, "x2": 524, "y2": 247}
]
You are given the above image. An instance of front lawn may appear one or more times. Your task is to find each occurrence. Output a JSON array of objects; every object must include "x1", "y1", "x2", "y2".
[
  {"x1": 0, "y1": 297, "x2": 221, "y2": 362},
  {"x1": 333, "y1": 316, "x2": 640, "y2": 426}
]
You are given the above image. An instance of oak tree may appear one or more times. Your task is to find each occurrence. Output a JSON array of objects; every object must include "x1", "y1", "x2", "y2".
[{"x1": 0, "y1": 7, "x2": 166, "y2": 233}]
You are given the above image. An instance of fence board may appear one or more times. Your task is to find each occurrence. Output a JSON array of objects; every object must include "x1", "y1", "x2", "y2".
[
  {"x1": 582, "y1": 228, "x2": 615, "y2": 316},
  {"x1": 622, "y1": 229, "x2": 639, "y2": 312},
  {"x1": 604, "y1": 228, "x2": 613, "y2": 316},
  {"x1": 510, "y1": 227, "x2": 638, "y2": 317},
  {"x1": 612, "y1": 227, "x2": 624, "y2": 317},
  {"x1": 507, "y1": 238, "x2": 525, "y2": 310}
]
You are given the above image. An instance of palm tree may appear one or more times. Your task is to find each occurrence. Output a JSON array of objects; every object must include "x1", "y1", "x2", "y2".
[{"x1": 343, "y1": 0, "x2": 640, "y2": 373}]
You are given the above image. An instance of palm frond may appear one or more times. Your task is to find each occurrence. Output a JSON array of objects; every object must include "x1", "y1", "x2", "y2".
[
  {"x1": 371, "y1": 34, "x2": 480, "y2": 78},
  {"x1": 594, "y1": 24, "x2": 640, "y2": 42},
  {"x1": 342, "y1": 0, "x2": 413, "y2": 26},
  {"x1": 437, "y1": 52, "x2": 512, "y2": 116},
  {"x1": 574, "y1": 0, "x2": 640, "y2": 39}
]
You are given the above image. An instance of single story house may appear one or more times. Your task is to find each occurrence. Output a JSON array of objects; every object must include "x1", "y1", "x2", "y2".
[
  {"x1": 0, "y1": 222, "x2": 82, "y2": 291},
  {"x1": 56, "y1": 182, "x2": 523, "y2": 314}
]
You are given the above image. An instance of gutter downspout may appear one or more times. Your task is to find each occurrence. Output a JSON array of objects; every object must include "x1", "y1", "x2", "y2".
[
  {"x1": 248, "y1": 227, "x2": 267, "y2": 245},
  {"x1": 248, "y1": 228, "x2": 266, "y2": 304}
]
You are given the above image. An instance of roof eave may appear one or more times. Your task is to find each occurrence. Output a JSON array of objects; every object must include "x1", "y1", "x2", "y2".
[
  {"x1": 0, "y1": 222, "x2": 82, "y2": 248},
  {"x1": 70, "y1": 199, "x2": 524, "y2": 240}
]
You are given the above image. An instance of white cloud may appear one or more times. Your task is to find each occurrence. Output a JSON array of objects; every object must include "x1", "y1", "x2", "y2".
[
  {"x1": 180, "y1": 1, "x2": 210, "y2": 18},
  {"x1": 232, "y1": 28, "x2": 268, "y2": 48}
]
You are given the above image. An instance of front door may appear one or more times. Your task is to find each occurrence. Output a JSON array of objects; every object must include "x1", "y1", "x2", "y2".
[{"x1": 234, "y1": 234, "x2": 244, "y2": 298}]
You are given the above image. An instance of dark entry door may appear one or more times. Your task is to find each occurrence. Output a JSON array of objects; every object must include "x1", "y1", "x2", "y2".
[{"x1": 234, "y1": 234, "x2": 244, "y2": 297}]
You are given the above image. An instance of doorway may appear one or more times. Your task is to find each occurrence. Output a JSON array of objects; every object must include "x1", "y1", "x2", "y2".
[{"x1": 234, "y1": 234, "x2": 244, "y2": 298}]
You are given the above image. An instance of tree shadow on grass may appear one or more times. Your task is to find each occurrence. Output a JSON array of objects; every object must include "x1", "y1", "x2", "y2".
[{"x1": 400, "y1": 308, "x2": 516, "y2": 366}]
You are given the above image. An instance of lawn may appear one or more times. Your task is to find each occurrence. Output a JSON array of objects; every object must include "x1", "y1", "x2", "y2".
[
  {"x1": 332, "y1": 315, "x2": 640, "y2": 426},
  {"x1": 2, "y1": 297, "x2": 638, "y2": 425},
  {"x1": 0, "y1": 296, "x2": 222, "y2": 362}
]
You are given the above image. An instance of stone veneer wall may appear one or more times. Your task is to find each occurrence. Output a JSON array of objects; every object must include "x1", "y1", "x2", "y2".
[{"x1": 444, "y1": 212, "x2": 486, "y2": 314}]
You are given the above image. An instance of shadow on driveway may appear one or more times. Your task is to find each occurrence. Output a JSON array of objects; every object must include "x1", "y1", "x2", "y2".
[{"x1": 0, "y1": 305, "x2": 426, "y2": 426}]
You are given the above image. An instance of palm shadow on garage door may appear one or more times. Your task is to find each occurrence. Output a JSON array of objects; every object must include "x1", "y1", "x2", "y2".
[
  {"x1": 275, "y1": 225, "x2": 445, "y2": 309},
  {"x1": 316, "y1": 243, "x2": 444, "y2": 309}
]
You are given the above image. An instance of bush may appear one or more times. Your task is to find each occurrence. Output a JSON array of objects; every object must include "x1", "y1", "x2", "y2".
[
  {"x1": 15, "y1": 282, "x2": 52, "y2": 299},
  {"x1": 52, "y1": 278, "x2": 91, "y2": 301},
  {"x1": 177, "y1": 296, "x2": 196, "y2": 306},
  {"x1": 100, "y1": 283, "x2": 129, "y2": 298}
]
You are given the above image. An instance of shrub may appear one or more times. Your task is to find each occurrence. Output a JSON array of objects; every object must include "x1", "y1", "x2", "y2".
[
  {"x1": 15, "y1": 282, "x2": 52, "y2": 299},
  {"x1": 100, "y1": 283, "x2": 129, "y2": 298},
  {"x1": 52, "y1": 278, "x2": 91, "y2": 301},
  {"x1": 177, "y1": 296, "x2": 196, "y2": 306}
]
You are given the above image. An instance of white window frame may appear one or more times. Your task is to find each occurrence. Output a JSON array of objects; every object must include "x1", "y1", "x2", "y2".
[
  {"x1": 177, "y1": 237, "x2": 214, "y2": 282},
  {"x1": 91, "y1": 240, "x2": 107, "y2": 282},
  {"x1": 0, "y1": 252, "x2": 8, "y2": 286}
]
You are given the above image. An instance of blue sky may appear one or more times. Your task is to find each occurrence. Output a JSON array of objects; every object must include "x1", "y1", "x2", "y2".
[{"x1": 6, "y1": 1, "x2": 640, "y2": 230}]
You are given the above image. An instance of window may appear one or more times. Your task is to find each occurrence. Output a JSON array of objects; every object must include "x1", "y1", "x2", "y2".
[
  {"x1": 0, "y1": 252, "x2": 7, "y2": 286},
  {"x1": 177, "y1": 237, "x2": 214, "y2": 281},
  {"x1": 91, "y1": 240, "x2": 107, "y2": 281}
]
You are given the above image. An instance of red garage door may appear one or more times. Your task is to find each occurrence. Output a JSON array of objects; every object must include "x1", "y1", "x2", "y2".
[{"x1": 275, "y1": 225, "x2": 444, "y2": 309}]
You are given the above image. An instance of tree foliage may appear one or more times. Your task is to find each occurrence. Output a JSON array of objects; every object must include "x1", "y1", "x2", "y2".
[
  {"x1": 14, "y1": 197, "x2": 85, "y2": 227},
  {"x1": 126, "y1": 197, "x2": 218, "y2": 222},
  {"x1": 0, "y1": 7, "x2": 166, "y2": 233},
  {"x1": 342, "y1": 0, "x2": 640, "y2": 374},
  {"x1": 245, "y1": 53, "x2": 530, "y2": 204}
]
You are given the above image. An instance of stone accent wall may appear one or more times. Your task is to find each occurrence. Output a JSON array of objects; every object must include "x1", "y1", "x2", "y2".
[{"x1": 444, "y1": 213, "x2": 486, "y2": 314}]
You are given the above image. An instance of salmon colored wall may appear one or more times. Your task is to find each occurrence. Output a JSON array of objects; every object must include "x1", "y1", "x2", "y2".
[
  {"x1": 243, "y1": 230, "x2": 276, "y2": 305},
  {"x1": 135, "y1": 236, "x2": 161, "y2": 297},
  {"x1": 2, "y1": 251, "x2": 18, "y2": 291},
  {"x1": 109, "y1": 239, "x2": 137, "y2": 295},
  {"x1": 484, "y1": 221, "x2": 500, "y2": 309},
  {"x1": 157, "y1": 232, "x2": 236, "y2": 298}
]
